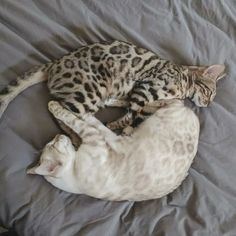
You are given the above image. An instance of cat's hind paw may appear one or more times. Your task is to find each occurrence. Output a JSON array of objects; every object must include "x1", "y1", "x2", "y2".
[
  {"x1": 106, "y1": 122, "x2": 118, "y2": 130},
  {"x1": 106, "y1": 121, "x2": 125, "y2": 130},
  {"x1": 122, "y1": 126, "x2": 134, "y2": 136}
]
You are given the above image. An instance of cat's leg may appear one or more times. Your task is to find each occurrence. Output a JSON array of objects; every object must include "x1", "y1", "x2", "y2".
[
  {"x1": 107, "y1": 85, "x2": 154, "y2": 130},
  {"x1": 48, "y1": 101, "x2": 119, "y2": 144},
  {"x1": 104, "y1": 98, "x2": 129, "y2": 108},
  {"x1": 103, "y1": 98, "x2": 133, "y2": 131},
  {"x1": 106, "y1": 112, "x2": 133, "y2": 130},
  {"x1": 129, "y1": 99, "x2": 173, "y2": 127},
  {"x1": 121, "y1": 105, "x2": 158, "y2": 135},
  {"x1": 122, "y1": 99, "x2": 179, "y2": 135},
  {"x1": 106, "y1": 106, "x2": 154, "y2": 133},
  {"x1": 106, "y1": 83, "x2": 175, "y2": 131},
  {"x1": 60, "y1": 98, "x2": 99, "y2": 117},
  {"x1": 56, "y1": 120, "x2": 82, "y2": 148}
]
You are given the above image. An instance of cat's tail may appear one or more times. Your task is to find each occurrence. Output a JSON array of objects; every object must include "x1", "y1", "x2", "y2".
[{"x1": 0, "y1": 62, "x2": 52, "y2": 119}]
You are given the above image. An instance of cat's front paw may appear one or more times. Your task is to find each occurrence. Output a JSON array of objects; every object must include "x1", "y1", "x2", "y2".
[{"x1": 48, "y1": 101, "x2": 62, "y2": 116}]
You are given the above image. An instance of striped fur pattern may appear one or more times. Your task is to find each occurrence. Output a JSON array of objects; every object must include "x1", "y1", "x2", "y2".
[
  {"x1": 27, "y1": 100, "x2": 200, "y2": 201},
  {"x1": 0, "y1": 40, "x2": 226, "y2": 130}
]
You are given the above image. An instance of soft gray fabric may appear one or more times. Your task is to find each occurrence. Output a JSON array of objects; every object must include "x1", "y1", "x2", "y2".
[{"x1": 0, "y1": 1, "x2": 236, "y2": 235}]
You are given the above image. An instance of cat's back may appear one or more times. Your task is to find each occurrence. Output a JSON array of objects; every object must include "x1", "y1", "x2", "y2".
[
  {"x1": 118, "y1": 100, "x2": 200, "y2": 200},
  {"x1": 47, "y1": 40, "x2": 155, "y2": 104}
]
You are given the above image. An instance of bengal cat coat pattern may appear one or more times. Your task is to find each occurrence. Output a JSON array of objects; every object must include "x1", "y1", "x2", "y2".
[
  {"x1": 0, "y1": 40, "x2": 225, "y2": 130},
  {"x1": 27, "y1": 100, "x2": 200, "y2": 201}
]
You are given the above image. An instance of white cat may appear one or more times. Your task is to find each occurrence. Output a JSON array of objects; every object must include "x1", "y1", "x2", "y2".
[{"x1": 27, "y1": 100, "x2": 199, "y2": 201}]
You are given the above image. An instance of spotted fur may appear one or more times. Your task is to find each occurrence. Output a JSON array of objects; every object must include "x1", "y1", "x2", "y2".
[
  {"x1": 0, "y1": 40, "x2": 226, "y2": 130},
  {"x1": 27, "y1": 100, "x2": 200, "y2": 201}
]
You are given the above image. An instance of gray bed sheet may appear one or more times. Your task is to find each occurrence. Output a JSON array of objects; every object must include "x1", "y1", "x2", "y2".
[{"x1": 1, "y1": 1, "x2": 236, "y2": 235}]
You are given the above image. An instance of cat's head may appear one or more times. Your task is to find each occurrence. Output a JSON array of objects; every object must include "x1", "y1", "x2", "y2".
[
  {"x1": 183, "y1": 64, "x2": 226, "y2": 107},
  {"x1": 27, "y1": 134, "x2": 75, "y2": 177}
]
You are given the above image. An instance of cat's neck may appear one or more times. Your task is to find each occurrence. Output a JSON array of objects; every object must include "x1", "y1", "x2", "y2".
[{"x1": 184, "y1": 74, "x2": 195, "y2": 98}]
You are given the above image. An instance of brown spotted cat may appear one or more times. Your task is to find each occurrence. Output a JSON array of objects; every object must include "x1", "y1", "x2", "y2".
[{"x1": 0, "y1": 40, "x2": 226, "y2": 130}]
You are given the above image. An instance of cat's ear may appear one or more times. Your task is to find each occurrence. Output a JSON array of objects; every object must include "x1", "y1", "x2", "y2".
[
  {"x1": 203, "y1": 64, "x2": 226, "y2": 81},
  {"x1": 27, "y1": 160, "x2": 62, "y2": 177}
]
